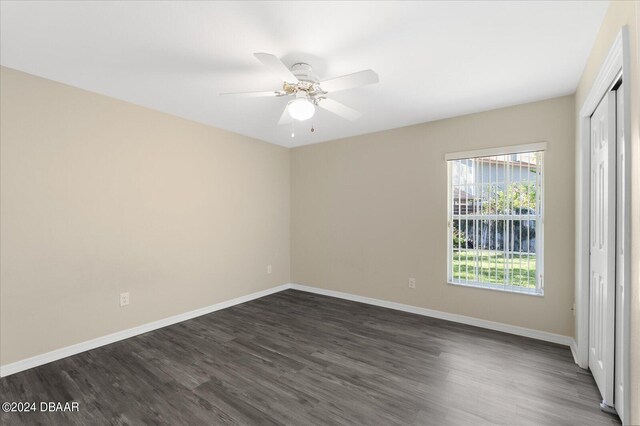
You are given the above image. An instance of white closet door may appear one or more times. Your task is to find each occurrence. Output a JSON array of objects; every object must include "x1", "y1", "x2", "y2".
[{"x1": 589, "y1": 91, "x2": 616, "y2": 406}]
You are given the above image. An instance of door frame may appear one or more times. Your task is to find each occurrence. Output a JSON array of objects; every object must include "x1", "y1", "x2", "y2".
[{"x1": 575, "y1": 26, "x2": 631, "y2": 423}]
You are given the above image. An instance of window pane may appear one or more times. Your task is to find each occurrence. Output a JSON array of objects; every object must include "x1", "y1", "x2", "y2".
[{"x1": 448, "y1": 150, "x2": 543, "y2": 294}]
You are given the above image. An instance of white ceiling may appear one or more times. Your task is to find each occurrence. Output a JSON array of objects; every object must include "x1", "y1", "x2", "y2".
[{"x1": 0, "y1": 1, "x2": 609, "y2": 147}]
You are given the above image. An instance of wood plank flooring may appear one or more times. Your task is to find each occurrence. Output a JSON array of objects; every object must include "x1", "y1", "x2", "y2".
[{"x1": 0, "y1": 290, "x2": 620, "y2": 425}]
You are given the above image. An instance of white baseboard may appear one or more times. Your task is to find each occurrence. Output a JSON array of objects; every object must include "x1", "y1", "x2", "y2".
[
  {"x1": 0, "y1": 284, "x2": 292, "y2": 378},
  {"x1": 2, "y1": 282, "x2": 576, "y2": 377},
  {"x1": 290, "y1": 284, "x2": 574, "y2": 347}
]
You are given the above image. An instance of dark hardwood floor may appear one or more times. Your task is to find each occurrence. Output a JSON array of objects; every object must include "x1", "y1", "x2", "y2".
[{"x1": 0, "y1": 290, "x2": 620, "y2": 425}]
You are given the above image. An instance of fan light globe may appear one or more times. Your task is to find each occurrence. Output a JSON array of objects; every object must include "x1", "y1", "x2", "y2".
[{"x1": 288, "y1": 97, "x2": 315, "y2": 121}]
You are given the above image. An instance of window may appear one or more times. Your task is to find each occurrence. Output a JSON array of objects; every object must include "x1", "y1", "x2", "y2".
[{"x1": 446, "y1": 144, "x2": 545, "y2": 295}]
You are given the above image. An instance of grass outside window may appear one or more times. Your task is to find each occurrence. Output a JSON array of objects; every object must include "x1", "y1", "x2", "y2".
[{"x1": 452, "y1": 250, "x2": 536, "y2": 289}]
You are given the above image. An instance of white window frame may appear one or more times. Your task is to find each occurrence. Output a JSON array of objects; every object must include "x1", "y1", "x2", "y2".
[{"x1": 445, "y1": 142, "x2": 546, "y2": 296}]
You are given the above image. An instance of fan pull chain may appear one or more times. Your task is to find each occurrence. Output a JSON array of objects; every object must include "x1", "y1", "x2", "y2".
[{"x1": 291, "y1": 121, "x2": 295, "y2": 138}]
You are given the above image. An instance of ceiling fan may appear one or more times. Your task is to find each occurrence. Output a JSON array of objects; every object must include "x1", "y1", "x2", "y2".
[{"x1": 220, "y1": 53, "x2": 379, "y2": 124}]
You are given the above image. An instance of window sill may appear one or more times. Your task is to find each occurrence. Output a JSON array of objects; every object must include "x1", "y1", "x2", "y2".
[{"x1": 447, "y1": 280, "x2": 544, "y2": 297}]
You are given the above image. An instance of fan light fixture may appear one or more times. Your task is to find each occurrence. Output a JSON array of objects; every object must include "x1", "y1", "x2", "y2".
[{"x1": 288, "y1": 93, "x2": 315, "y2": 121}]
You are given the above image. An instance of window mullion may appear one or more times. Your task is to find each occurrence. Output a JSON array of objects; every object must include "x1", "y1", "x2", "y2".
[
  {"x1": 457, "y1": 163, "x2": 461, "y2": 282},
  {"x1": 504, "y1": 154, "x2": 510, "y2": 288},
  {"x1": 473, "y1": 159, "x2": 478, "y2": 283},
  {"x1": 492, "y1": 156, "x2": 497, "y2": 286},
  {"x1": 519, "y1": 155, "x2": 524, "y2": 288}
]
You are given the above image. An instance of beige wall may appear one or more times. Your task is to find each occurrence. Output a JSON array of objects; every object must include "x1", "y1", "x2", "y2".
[
  {"x1": 574, "y1": 1, "x2": 639, "y2": 422},
  {"x1": 0, "y1": 67, "x2": 291, "y2": 366},
  {"x1": 291, "y1": 95, "x2": 576, "y2": 337}
]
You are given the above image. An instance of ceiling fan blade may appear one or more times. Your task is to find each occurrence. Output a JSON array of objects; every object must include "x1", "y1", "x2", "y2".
[
  {"x1": 320, "y1": 69, "x2": 379, "y2": 93},
  {"x1": 317, "y1": 98, "x2": 362, "y2": 121},
  {"x1": 219, "y1": 90, "x2": 282, "y2": 98},
  {"x1": 254, "y1": 52, "x2": 299, "y2": 84},
  {"x1": 278, "y1": 105, "x2": 292, "y2": 125}
]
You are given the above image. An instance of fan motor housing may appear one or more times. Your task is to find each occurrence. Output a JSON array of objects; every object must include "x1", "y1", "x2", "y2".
[
  {"x1": 291, "y1": 63, "x2": 319, "y2": 83},
  {"x1": 283, "y1": 63, "x2": 324, "y2": 97}
]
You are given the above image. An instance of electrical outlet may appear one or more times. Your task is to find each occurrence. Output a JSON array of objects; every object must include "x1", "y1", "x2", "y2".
[
  {"x1": 267, "y1": 264, "x2": 272, "y2": 274},
  {"x1": 120, "y1": 292, "x2": 130, "y2": 307},
  {"x1": 408, "y1": 278, "x2": 416, "y2": 289}
]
